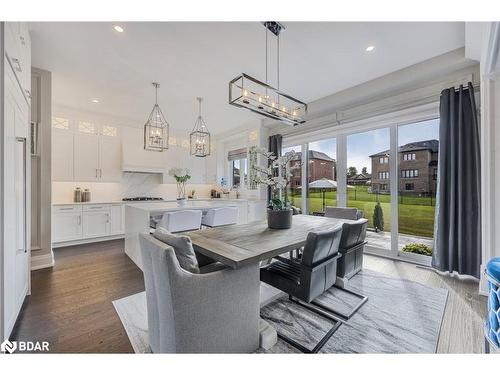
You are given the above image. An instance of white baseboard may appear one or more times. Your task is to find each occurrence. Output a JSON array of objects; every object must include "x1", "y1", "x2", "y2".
[
  {"x1": 31, "y1": 251, "x2": 55, "y2": 270},
  {"x1": 52, "y1": 234, "x2": 124, "y2": 248}
]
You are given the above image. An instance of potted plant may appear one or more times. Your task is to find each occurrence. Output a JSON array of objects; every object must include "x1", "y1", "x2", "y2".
[
  {"x1": 168, "y1": 168, "x2": 191, "y2": 206},
  {"x1": 250, "y1": 148, "x2": 298, "y2": 229}
]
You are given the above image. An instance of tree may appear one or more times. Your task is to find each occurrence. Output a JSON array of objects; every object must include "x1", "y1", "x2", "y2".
[
  {"x1": 347, "y1": 166, "x2": 358, "y2": 178},
  {"x1": 373, "y1": 202, "x2": 384, "y2": 232},
  {"x1": 361, "y1": 167, "x2": 368, "y2": 175}
]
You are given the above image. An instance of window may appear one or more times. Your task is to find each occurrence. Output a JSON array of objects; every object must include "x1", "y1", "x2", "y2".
[
  {"x1": 403, "y1": 153, "x2": 416, "y2": 161},
  {"x1": 379, "y1": 156, "x2": 388, "y2": 164},
  {"x1": 307, "y1": 138, "x2": 337, "y2": 214},
  {"x1": 228, "y1": 148, "x2": 248, "y2": 189},
  {"x1": 381, "y1": 184, "x2": 388, "y2": 191},
  {"x1": 378, "y1": 171, "x2": 389, "y2": 179},
  {"x1": 102, "y1": 125, "x2": 117, "y2": 137},
  {"x1": 282, "y1": 145, "x2": 302, "y2": 210},
  {"x1": 401, "y1": 169, "x2": 419, "y2": 178},
  {"x1": 433, "y1": 168, "x2": 437, "y2": 180},
  {"x1": 52, "y1": 117, "x2": 69, "y2": 130},
  {"x1": 230, "y1": 159, "x2": 247, "y2": 189},
  {"x1": 398, "y1": 118, "x2": 439, "y2": 257},
  {"x1": 78, "y1": 121, "x2": 95, "y2": 134}
]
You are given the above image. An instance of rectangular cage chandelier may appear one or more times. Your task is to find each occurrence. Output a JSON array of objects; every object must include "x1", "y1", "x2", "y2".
[
  {"x1": 229, "y1": 73, "x2": 307, "y2": 125},
  {"x1": 228, "y1": 21, "x2": 307, "y2": 126}
]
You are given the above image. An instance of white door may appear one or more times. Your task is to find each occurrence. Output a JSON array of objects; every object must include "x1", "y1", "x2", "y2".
[
  {"x1": 109, "y1": 205, "x2": 124, "y2": 235},
  {"x1": 52, "y1": 210, "x2": 83, "y2": 242},
  {"x1": 82, "y1": 209, "x2": 110, "y2": 238},
  {"x1": 52, "y1": 129, "x2": 74, "y2": 181},
  {"x1": 74, "y1": 132, "x2": 99, "y2": 181},
  {"x1": 99, "y1": 135, "x2": 122, "y2": 182}
]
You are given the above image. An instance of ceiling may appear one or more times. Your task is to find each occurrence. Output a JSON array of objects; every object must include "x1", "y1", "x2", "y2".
[{"x1": 29, "y1": 22, "x2": 465, "y2": 134}]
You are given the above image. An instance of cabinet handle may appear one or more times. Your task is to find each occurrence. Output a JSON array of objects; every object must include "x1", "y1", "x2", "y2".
[
  {"x1": 78, "y1": 216, "x2": 82, "y2": 225},
  {"x1": 106, "y1": 213, "x2": 110, "y2": 223},
  {"x1": 11, "y1": 57, "x2": 22, "y2": 72},
  {"x1": 95, "y1": 168, "x2": 98, "y2": 178},
  {"x1": 99, "y1": 169, "x2": 102, "y2": 178},
  {"x1": 59, "y1": 207, "x2": 74, "y2": 211},
  {"x1": 25, "y1": 89, "x2": 31, "y2": 99},
  {"x1": 19, "y1": 35, "x2": 26, "y2": 46}
]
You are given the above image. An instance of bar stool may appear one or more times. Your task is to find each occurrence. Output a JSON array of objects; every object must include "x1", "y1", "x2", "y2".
[
  {"x1": 158, "y1": 210, "x2": 202, "y2": 233},
  {"x1": 485, "y1": 257, "x2": 500, "y2": 353},
  {"x1": 201, "y1": 206, "x2": 239, "y2": 228}
]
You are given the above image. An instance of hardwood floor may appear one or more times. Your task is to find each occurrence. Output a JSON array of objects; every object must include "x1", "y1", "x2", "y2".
[
  {"x1": 12, "y1": 239, "x2": 487, "y2": 353},
  {"x1": 12, "y1": 240, "x2": 144, "y2": 353}
]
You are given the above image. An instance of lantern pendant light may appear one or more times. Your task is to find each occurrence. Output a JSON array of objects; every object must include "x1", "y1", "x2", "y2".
[
  {"x1": 144, "y1": 82, "x2": 169, "y2": 151},
  {"x1": 190, "y1": 97, "x2": 211, "y2": 157}
]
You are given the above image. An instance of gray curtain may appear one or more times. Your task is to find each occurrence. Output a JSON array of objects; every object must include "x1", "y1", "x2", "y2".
[
  {"x1": 268, "y1": 134, "x2": 282, "y2": 202},
  {"x1": 432, "y1": 82, "x2": 481, "y2": 278}
]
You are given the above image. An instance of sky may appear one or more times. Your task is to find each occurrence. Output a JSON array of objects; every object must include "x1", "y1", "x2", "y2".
[{"x1": 284, "y1": 118, "x2": 439, "y2": 174}]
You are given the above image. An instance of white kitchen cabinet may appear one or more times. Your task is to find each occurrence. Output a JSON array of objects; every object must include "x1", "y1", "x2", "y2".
[
  {"x1": 82, "y1": 207, "x2": 110, "y2": 239},
  {"x1": 52, "y1": 203, "x2": 125, "y2": 246},
  {"x1": 99, "y1": 135, "x2": 122, "y2": 182},
  {"x1": 75, "y1": 132, "x2": 100, "y2": 181},
  {"x1": 110, "y1": 204, "x2": 124, "y2": 235},
  {"x1": 52, "y1": 208, "x2": 83, "y2": 242},
  {"x1": 52, "y1": 129, "x2": 74, "y2": 181}
]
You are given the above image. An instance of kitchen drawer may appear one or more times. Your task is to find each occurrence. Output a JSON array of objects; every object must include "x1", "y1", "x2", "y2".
[
  {"x1": 53, "y1": 205, "x2": 82, "y2": 213},
  {"x1": 83, "y1": 204, "x2": 111, "y2": 211}
]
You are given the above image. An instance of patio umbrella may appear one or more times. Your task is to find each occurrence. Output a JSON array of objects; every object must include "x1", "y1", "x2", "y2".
[
  {"x1": 308, "y1": 178, "x2": 356, "y2": 211},
  {"x1": 308, "y1": 178, "x2": 338, "y2": 211}
]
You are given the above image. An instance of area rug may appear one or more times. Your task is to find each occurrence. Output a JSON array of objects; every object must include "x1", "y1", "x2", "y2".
[{"x1": 113, "y1": 269, "x2": 448, "y2": 353}]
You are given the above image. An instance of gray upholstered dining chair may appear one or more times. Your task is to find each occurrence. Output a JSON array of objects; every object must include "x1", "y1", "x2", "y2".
[
  {"x1": 324, "y1": 206, "x2": 364, "y2": 220},
  {"x1": 139, "y1": 233, "x2": 260, "y2": 353},
  {"x1": 260, "y1": 227, "x2": 344, "y2": 353}
]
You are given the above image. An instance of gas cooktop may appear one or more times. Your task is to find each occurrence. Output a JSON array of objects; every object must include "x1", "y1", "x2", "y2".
[{"x1": 122, "y1": 197, "x2": 164, "y2": 201}]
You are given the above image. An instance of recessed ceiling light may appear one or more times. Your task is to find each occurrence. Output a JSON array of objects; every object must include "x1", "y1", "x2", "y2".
[
  {"x1": 366, "y1": 45, "x2": 375, "y2": 52},
  {"x1": 113, "y1": 25, "x2": 124, "y2": 33},
  {"x1": 91, "y1": 98, "x2": 100, "y2": 103}
]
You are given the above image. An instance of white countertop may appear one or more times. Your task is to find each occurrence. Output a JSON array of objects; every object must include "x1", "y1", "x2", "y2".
[{"x1": 52, "y1": 198, "x2": 266, "y2": 206}]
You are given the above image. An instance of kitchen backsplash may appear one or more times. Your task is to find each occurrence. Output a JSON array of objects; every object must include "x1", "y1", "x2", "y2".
[{"x1": 52, "y1": 172, "x2": 213, "y2": 203}]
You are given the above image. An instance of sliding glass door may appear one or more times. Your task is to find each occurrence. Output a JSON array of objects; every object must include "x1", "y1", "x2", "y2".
[
  {"x1": 306, "y1": 138, "x2": 337, "y2": 214},
  {"x1": 347, "y1": 128, "x2": 392, "y2": 253},
  {"x1": 397, "y1": 118, "x2": 439, "y2": 261},
  {"x1": 282, "y1": 145, "x2": 302, "y2": 210}
]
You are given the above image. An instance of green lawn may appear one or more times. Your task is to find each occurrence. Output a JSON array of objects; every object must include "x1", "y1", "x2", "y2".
[{"x1": 287, "y1": 186, "x2": 436, "y2": 238}]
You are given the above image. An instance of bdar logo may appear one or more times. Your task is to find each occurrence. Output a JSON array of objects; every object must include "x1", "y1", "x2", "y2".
[{"x1": 1, "y1": 339, "x2": 17, "y2": 354}]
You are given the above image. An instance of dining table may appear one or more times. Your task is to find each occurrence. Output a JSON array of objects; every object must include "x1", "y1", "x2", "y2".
[{"x1": 187, "y1": 214, "x2": 353, "y2": 269}]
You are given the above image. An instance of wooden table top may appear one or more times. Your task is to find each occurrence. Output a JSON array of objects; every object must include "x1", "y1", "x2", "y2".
[{"x1": 188, "y1": 214, "x2": 352, "y2": 269}]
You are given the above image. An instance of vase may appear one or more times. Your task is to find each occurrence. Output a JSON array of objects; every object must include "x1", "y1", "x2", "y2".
[
  {"x1": 267, "y1": 208, "x2": 293, "y2": 229},
  {"x1": 177, "y1": 198, "x2": 188, "y2": 207}
]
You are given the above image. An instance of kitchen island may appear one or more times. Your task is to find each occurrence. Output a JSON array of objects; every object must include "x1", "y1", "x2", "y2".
[{"x1": 124, "y1": 200, "x2": 259, "y2": 270}]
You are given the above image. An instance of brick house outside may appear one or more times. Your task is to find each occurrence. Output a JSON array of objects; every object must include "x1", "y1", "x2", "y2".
[
  {"x1": 288, "y1": 150, "x2": 336, "y2": 188},
  {"x1": 370, "y1": 139, "x2": 438, "y2": 195}
]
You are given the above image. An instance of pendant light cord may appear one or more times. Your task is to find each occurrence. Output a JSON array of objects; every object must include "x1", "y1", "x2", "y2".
[{"x1": 277, "y1": 34, "x2": 280, "y2": 90}]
